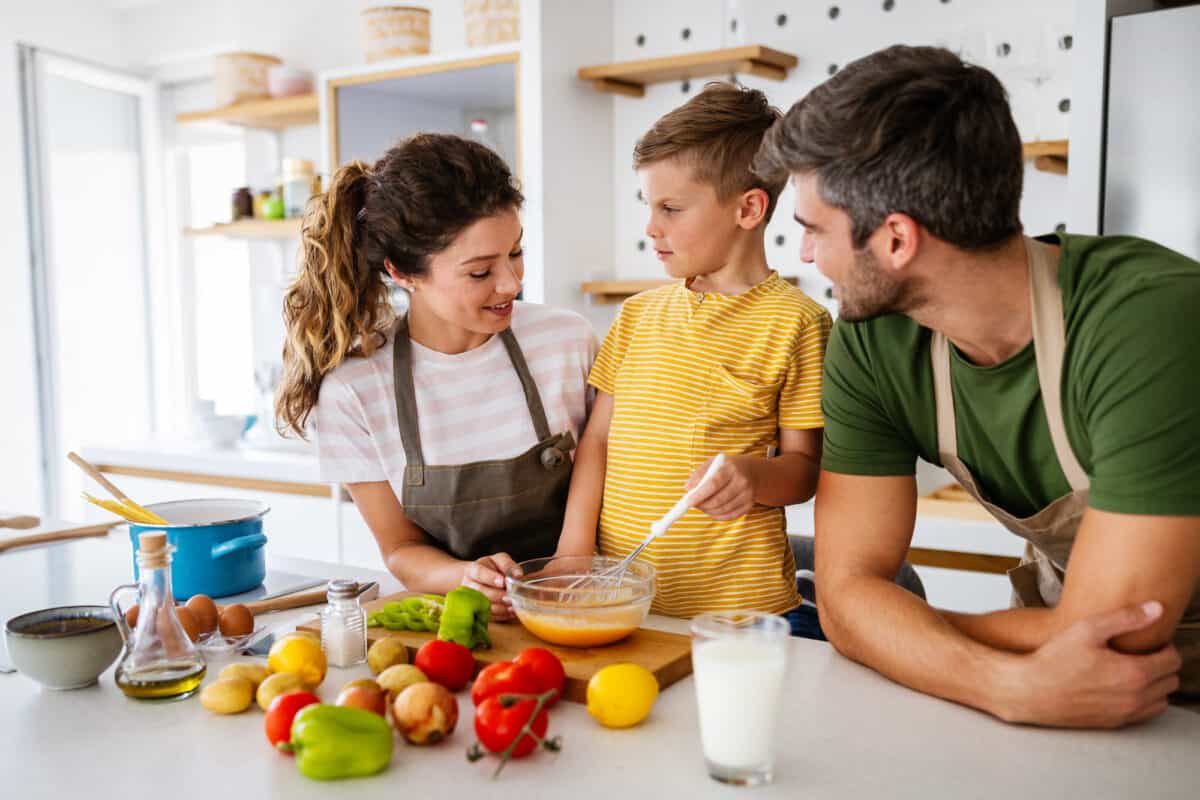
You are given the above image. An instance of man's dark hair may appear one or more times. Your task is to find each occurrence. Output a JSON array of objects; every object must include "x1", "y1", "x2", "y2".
[{"x1": 754, "y1": 45, "x2": 1024, "y2": 250}]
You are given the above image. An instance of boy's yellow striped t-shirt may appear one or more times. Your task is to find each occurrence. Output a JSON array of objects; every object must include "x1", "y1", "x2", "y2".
[{"x1": 589, "y1": 271, "x2": 832, "y2": 617}]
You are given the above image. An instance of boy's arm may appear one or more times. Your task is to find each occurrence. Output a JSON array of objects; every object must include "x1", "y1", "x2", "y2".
[
  {"x1": 555, "y1": 390, "x2": 613, "y2": 556},
  {"x1": 686, "y1": 428, "x2": 821, "y2": 520}
]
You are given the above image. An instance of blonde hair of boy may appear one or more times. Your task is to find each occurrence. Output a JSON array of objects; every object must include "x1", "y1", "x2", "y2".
[{"x1": 633, "y1": 81, "x2": 786, "y2": 222}]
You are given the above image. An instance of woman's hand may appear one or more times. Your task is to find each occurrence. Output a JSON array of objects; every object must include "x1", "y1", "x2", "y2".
[{"x1": 461, "y1": 552, "x2": 522, "y2": 621}]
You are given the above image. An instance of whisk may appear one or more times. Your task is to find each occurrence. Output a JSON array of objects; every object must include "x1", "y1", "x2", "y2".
[{"x1": 572, "y1": 454, "x2": 726, "y2": 596}]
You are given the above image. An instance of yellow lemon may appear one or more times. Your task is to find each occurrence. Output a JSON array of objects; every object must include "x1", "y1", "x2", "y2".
[
  {"x1": 267, "y1": 634, "x2": 327, "y2": 689},
  {"x1": 586, "y1": 663, "x2": 659, "y2": 728}
]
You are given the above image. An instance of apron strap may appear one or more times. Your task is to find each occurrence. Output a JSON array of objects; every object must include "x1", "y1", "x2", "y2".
[
  {"x1": 929, "y1": 237, "x2": 1089, "y2": 490},
  {"x1": 392, "y1": 316, "x2": 427, "y2": 486},
  {"x1": 499, "y1": 328, "x2": 554, "y2": 442},
  {"x1": 1026, "y1": 237, "x2": 1090, "y2": 492},
  {"x1": 393, "y1": 318, "x2": 557, "y2": 486},
  {"x1": 930, "y1": 330, "x2": 957, "y2": 460}
]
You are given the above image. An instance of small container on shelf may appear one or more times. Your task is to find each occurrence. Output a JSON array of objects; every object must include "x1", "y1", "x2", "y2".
[
  {"x1": 267, "y1": 64, "x2": 314, "y2": 98},
  {"x1": 232, "y1": 186, "x2": 253, "y2": 221},
  {"x1": 464, "y1": 0, "x2": 520, "y2": 47},
  {"x1": 281, "y1": 159, "x2": 316, "y2": 218},
  {"x1": 361, "y1": 6, "x2": 431, "y2": 63},
  {"x1": 214, "y1": 52, "x2": 282, "y2": 107}
]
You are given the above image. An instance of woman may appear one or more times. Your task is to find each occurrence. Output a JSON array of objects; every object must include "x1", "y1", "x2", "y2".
[{"x1": 275, "y1": 134, "x2": 596, "y2": 619}]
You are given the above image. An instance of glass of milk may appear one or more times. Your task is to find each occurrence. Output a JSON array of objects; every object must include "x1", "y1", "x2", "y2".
[{"x1": 690, "y1": 611, "x2": 790, "y2": 786}]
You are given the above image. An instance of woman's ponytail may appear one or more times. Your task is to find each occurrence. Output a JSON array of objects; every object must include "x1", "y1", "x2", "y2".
[{"x1": 275, "y1": 160, "x2": 394, "y2": 438}]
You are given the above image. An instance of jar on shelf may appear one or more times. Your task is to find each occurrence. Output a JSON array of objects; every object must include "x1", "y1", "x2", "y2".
[
  {"x1": 281, "y1": 159, "x2": 316, "y2": 218},
  {"x1": 232, "y1": 186, "x2": 253, "y2": 221}
]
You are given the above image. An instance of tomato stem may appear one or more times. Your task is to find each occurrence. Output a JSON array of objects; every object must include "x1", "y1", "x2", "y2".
[{"x1": 490, "y1": 689, "x2": 559, "y2": 778}]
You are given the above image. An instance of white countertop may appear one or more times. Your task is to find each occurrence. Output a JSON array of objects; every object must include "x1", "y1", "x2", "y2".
[
  {"x1": 1, "y1": 532, "x2": 1197, "y2": 799},
  {"x1": 82, "y1": 438, "x2": 323, "y2": 485}
]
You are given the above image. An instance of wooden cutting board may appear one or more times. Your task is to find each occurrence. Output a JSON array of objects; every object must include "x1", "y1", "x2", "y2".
[{"x1": 297, "y1": 591, "x2": 693, "y2": 704}]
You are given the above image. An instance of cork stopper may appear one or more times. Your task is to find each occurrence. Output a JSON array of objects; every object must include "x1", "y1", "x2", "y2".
[{"x1": 138, "y1": 531, "x2": 169, "y2": 569}]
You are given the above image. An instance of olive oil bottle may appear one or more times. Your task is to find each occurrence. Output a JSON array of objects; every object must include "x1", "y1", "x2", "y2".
[{"x1": 110, "y1": 532, "x2": 206, "y2": 699}]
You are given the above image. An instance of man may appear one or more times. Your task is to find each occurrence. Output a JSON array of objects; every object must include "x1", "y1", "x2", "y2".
[{"x1": 754, "y1": 45, "x2": 1200, "y2": 728}]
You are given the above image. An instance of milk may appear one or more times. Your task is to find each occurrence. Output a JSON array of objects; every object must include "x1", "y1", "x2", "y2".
[{"x1": 692, "y1": 637, "x2": 787, "y2": 768}]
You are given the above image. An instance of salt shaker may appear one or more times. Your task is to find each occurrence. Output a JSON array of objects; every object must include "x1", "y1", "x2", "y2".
[{"x1": 320, "y1": 579, "x2": 366, "y2": 667}]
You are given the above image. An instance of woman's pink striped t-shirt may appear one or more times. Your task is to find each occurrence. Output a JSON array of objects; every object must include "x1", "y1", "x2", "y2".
[{"x1": 313, "y1": 302, "x2": 597, "y2": 498}]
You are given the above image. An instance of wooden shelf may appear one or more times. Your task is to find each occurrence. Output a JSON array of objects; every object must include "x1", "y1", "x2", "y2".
[
  {"x1": 582, "y1": 275, "x2": 799, "y2": 304},
  {"x1": 1022, "y1": 139, "x2": 1069, "y2": 175},
  {"x1": 175, "y1": 94, "x2": 319, "y2": 129},
  {"x1": 578, "y1": 45, "x2": 799, "y2": 98},
  {"x1": 184, "y1": 219, "x2": 301, "y2": 240}
]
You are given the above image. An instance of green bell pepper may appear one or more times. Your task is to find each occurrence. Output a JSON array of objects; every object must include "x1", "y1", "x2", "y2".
[
  {"x1": 437, "y1": 585, "x2": 492, "y2": 649},
  {"x1": 367, "y1": 594, "x2": 444, "y2": 632},
  {"x1": 278, "y1": 704, "x2": 393, "y2": 781}
]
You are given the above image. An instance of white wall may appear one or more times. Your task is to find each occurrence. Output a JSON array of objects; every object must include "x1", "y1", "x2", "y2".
[
  {"x1": 0, "y1": 3, "x2": 136, "y2": 515},
  {"x1": 592, "y1": 0, "x2": 1078, "y2": 331},
  {"x1": 118, "y1": 0, "x2": 466, "y2": 81}
]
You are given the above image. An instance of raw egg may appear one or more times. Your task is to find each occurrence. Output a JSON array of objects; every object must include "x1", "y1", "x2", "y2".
[
  {"x1": 219, "y1": 603, "x2": 254, "y2": 637},
  {"x1": 174, "y1": 606, "x2": 201, "y2": 642},
  {"x1": 185, "y1": 594, "x2": 219, "y2": 634}
]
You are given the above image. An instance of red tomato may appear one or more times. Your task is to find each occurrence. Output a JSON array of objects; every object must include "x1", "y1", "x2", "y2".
[
  {"x1": 414, "y1": 639, "x2": 476, "y2": 691},
  {"x1": 474, "y1": 695, "x2": 549, "y2": 758},
  {"x1": 513, "y1": 648, "x2": 565, "y2": 706},
  {"x1": 470, "y1": 660, "x2": 540, "y2": 707},
  {"x1": 265, "y1": 691, "x2": 320, "y2": 750}
]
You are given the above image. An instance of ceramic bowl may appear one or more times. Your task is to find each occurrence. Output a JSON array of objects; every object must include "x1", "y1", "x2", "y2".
[
  {"x1": 5, "y1": 605, "x2": 123, "y2": 689},
  {"x1": 506, "y1": 555, "x2": 655, "y2": 647}
]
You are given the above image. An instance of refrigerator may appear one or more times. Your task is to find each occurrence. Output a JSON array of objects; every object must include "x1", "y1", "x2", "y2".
[{"x1": 1103, "y1": 2, "x2": 1200, "y2": 261}]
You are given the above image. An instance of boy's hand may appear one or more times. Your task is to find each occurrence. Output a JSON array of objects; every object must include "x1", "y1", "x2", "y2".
[
  {"x1": 685, "y1": 456, "x2": 756, "y2": 521},
  {"x1": 461, "y1": 552, "x2": 520, "y2": 621}
]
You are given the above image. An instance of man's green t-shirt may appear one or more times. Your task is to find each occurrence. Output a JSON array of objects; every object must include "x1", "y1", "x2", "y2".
[{"x1": 821, "y1": 233, "x2": 1200, "y2": 517}]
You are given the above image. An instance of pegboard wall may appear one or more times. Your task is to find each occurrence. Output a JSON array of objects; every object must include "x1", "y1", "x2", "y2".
[{"x1": 603, "y1": 0, "x2": 1076, "y2": 317}]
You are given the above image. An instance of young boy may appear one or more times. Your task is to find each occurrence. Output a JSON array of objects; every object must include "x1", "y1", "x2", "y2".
[{"x1": 556, "y1": 83, "x2": 832, "y2": 625}]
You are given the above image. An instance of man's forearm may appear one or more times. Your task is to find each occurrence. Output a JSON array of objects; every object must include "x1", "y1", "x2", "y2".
[
  {"x1": 940, "y1": 607, "x2": 1060, "y2": 654},
  {"x1": 822, "y1": 574, "x2": 1024, "y2": 719}
]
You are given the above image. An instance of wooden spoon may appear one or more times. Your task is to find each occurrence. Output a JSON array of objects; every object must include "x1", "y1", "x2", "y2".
[{"x1": 0, "y1": 515, "x2": 40, "y2": 530}]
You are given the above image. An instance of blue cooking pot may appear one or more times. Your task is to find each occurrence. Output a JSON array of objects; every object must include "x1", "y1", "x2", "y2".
[{"x1": 127, "y1": 499, "x2": 270, "y2": 600}]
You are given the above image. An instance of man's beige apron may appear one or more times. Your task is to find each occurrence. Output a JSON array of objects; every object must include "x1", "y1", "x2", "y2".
[
  {"x1": 392, "y1": 316, "x2": 574, "y2": 564},
  {"x1": 930, "y1": 236, "x2": 1200, "y2": 701}
]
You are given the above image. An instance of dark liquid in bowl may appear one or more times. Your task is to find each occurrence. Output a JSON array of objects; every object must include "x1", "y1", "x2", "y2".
[{"x1": 22, "y1": 617, "x2": 111, "y2": 635}]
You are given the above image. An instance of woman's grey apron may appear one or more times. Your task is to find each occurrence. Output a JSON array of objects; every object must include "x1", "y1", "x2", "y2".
[
  {"x1": 392, "y1": 317, "x2": 574, "y2": 563},
  {"x1": 930, "y1": 236, "x2": 1200, "y2": 700}
]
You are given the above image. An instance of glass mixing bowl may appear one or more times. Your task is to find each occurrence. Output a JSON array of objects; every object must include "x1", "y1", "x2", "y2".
[{"x1": 506, "y1": 555, "x2": 655, "y2": 647}]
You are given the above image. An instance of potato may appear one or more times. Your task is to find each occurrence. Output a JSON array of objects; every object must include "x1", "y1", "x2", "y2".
[
  {"x1": 367, "y1": 637, "x2": 409, "y2": 675},
  {"x1": 377, "y1": 664, "x2": 428, "y2": 699},
  {"x1": 200, "y1": 678, "x2": 254, "y2": 714},
  {"x1": 256, "y1": 671, "x2": 307, "y2": 711},
  {"x1": 218, "y1": 662, "x2": 270, "y2": 690}
]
